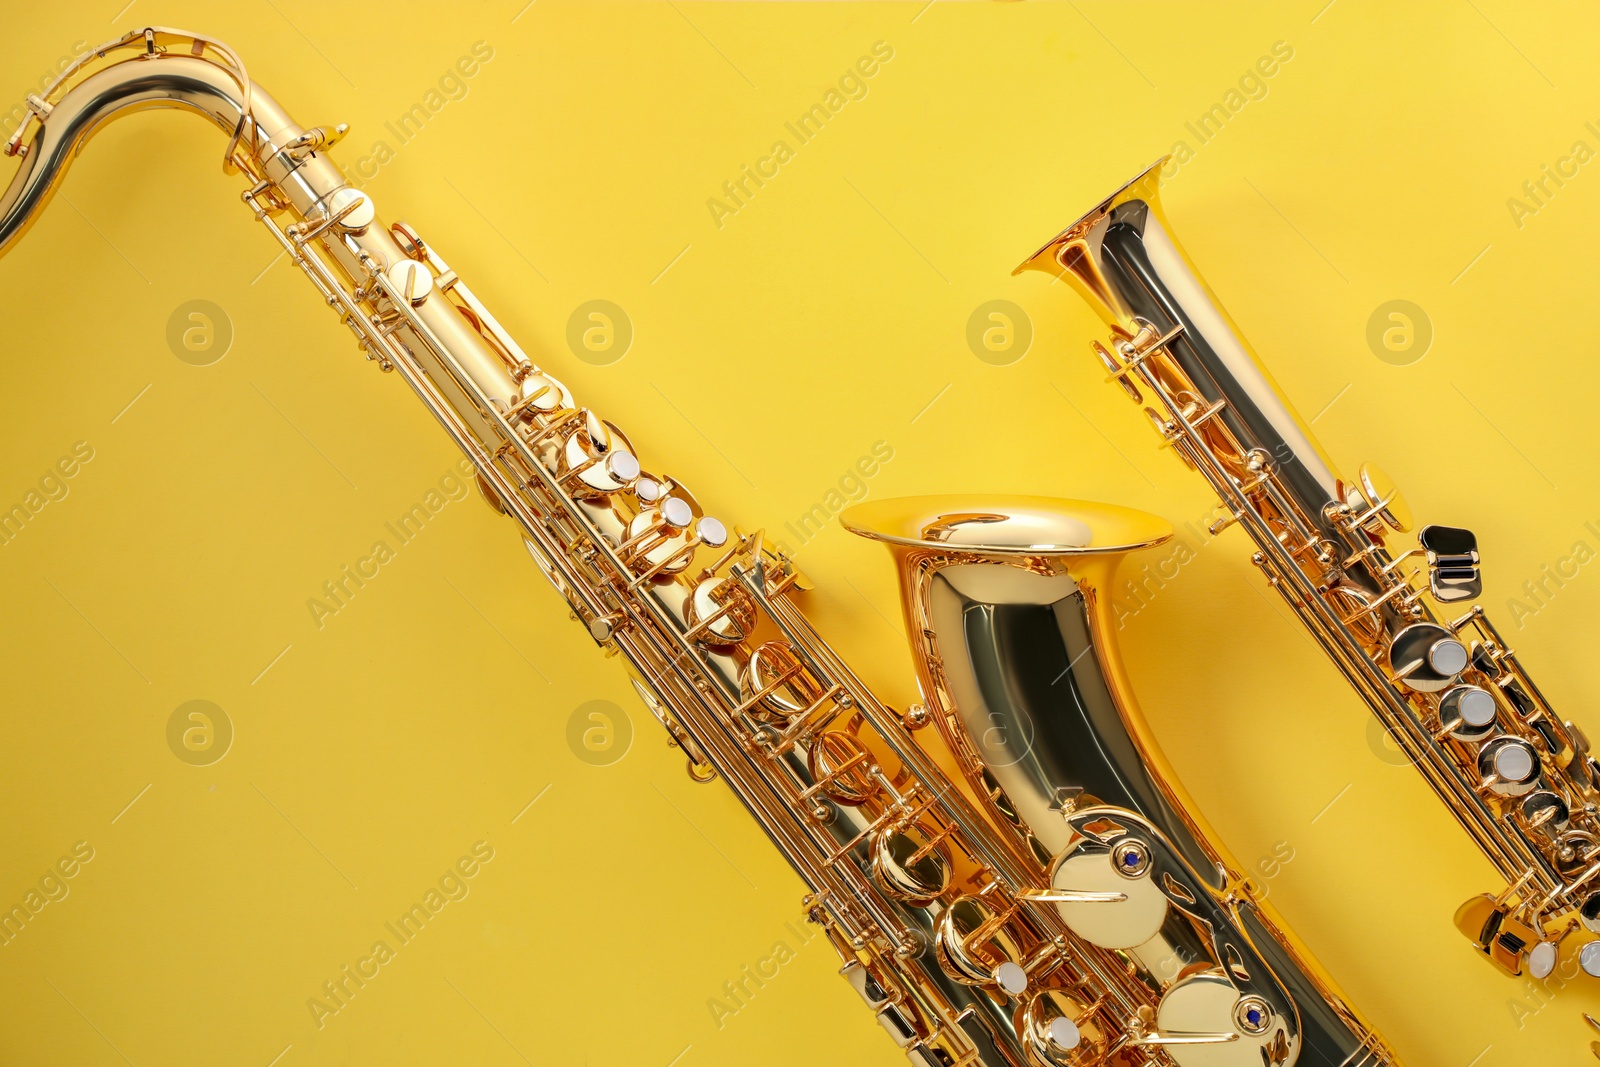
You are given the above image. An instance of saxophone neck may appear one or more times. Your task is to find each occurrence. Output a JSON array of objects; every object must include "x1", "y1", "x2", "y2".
[{"x1": 0, "y1": 26, "x2": 344, "y2": 254}]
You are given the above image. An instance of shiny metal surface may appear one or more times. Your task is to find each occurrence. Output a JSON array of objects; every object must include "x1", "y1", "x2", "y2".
[
  {"x1": 1016, "y1": 166, "x2": 1346, "y2": 544},
  {"x1": 846, "y1": 495, "x2": 1397, "y2": 1066},
  {"x1": 1018, "y1": 160, "x2": 1600, "y2": 990}
]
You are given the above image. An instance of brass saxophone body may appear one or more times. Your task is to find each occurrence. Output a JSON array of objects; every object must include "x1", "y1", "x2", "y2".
[
  {"x1": 1018, "y1": 160, "x2": 1600, "y2": 983},
  {"x1": 2, "y1": 33, "x2": 1396, "y2": 1065}
]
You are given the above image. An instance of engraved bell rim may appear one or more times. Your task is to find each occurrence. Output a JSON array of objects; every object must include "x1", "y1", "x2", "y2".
[{"x1": 840, "y1": 494, "x2": 1172, "y2": 558}]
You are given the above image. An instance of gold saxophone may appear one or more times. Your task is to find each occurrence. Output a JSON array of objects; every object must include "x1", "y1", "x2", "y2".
[
  {"x1": 2, "y1": 31, "x2": 1399, "y2": 1066},
  {"x1": 1018, "y1": 160, "x2": 1600, "y2": 986}
]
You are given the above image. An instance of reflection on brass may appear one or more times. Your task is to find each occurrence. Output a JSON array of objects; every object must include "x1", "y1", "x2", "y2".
[{"x1": 845, "y1": 495, "x2": 1399, "y2": 1065}]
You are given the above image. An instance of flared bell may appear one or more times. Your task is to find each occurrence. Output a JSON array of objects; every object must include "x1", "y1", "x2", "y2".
[{"x1": 845, "y1": 493, "x2": 1394, "y2": 1067}]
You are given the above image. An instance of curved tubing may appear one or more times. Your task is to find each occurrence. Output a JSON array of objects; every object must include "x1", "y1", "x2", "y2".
[{"x1": 0, "y1": 54, "x2": 300, "y2": 254}]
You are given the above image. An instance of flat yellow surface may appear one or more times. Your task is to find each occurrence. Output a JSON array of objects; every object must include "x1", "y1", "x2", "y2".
[{"x1": 2, "y1": 1, "x2": 1598, "y2": 1064}]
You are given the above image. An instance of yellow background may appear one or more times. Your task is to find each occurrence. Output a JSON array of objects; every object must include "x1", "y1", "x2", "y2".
[{"x1": 2, "y1": 1, "x2": 1598, "y2": 1063}]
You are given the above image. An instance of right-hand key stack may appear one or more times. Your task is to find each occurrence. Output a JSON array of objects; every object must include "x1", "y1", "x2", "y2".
[{"x1": 1016, "y1": 159, "x2": 1600, "y2": 986}]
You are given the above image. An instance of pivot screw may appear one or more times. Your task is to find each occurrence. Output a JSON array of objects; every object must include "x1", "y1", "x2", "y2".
[
  {"x1": 1111, "y1": 840, "x2": 1150, "y2": 879},
  {"x1": 1234, "y1": 995, "x2": 1271, "y2": 1035}
]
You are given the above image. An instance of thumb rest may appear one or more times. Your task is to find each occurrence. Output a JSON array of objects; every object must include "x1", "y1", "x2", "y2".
[
  {"x1": 1018, "y1": 159, "x2": 1600, "y2": 991},
  {"x1": 0, "y1": 31, "x2": 1396, "y2": 1066}
]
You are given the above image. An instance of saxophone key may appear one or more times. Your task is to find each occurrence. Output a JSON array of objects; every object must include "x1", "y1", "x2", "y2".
[
  {"x1": 1345, "y1": 461, "x2": 1413, "y2": 534},
  {"x1": 740, "y1": 640, "x2": 825, "y2": 723},
  {"x1": 1527, "y1": 937, "x2": 1560, "y2": 979},
  {"x1": 1478, "y1": 736, "x2": 1542, "y2": 797},
  {"x1": 1418, "y1": 524, "x2": 1483, "y2": 602},
  {"x1": 1520, "y1": 790, "x2": 1571, "y2": 838},
  {"x1": 385, "y1": 258, "x2": 432, "y2": 306},
  {"x1": 505, "y1": 371, "x2": 571, "y2": 420},
  {"x1": 1022, "y1": 989, "x2": 1097, "y2": 1064},
  {"x1": 617, "y1": 497, "x2": 694, "y2": 574},
  {"x1": 1146, "y1": 972, "x2": 1299, "y2": 1067},
  {"x1": 1091, "y1": 339, "x2": 1141, "y2": 402},
  {"x1": 1387, "y1": 621, "x2": 1468, "y2": 693},
  {"x1": 1439, "y1": 684, "x2": 1499, "y2": 742},
  {"x1": 1453, "y1": 890, "x2": 1543, "y2": 975},
  {"x1": 284, "y1": 122, "x2": 348, "y2": 158},
  {"x1": 1046, "y1": 844, "x2": 1168, "y2": 949},
  {"x1": 870, "y1": 820, "x2": 953, "y2": 905},
  {"x1": 322, "y1": 186, "x2": 373, "y2": 234},
  {"x1": 559, "y1": 412, "x2": 640, "y2": 496},
  {"x1": 622, "y1": 509, "x2": 727, "y2": 584},
  {"x1": 683, "y1": 575, "x2": 755, "y2": 644},
  {"x1": 804, "y1": 731, "x2": 878, "y2": 805},
  {"x1": 931, "y1": 895, "x2": 1029, "y2": 993},
  {"x1": 1206, "y1": 505, "x2": 1240, "y2": 537}
]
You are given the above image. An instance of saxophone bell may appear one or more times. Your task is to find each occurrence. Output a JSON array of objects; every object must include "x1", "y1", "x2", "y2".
[{"x1": 845, "y1": 495, "x2": 1397, "y2": 1066}]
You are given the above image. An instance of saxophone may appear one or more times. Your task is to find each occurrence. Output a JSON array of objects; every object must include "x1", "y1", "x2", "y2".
[
  {"x1": 1017, "y1": 159, "x2": 1600, "y2": 986},
  {"x1": 1, "y1": 31, "x2": 1398, "y2": 1065}
]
